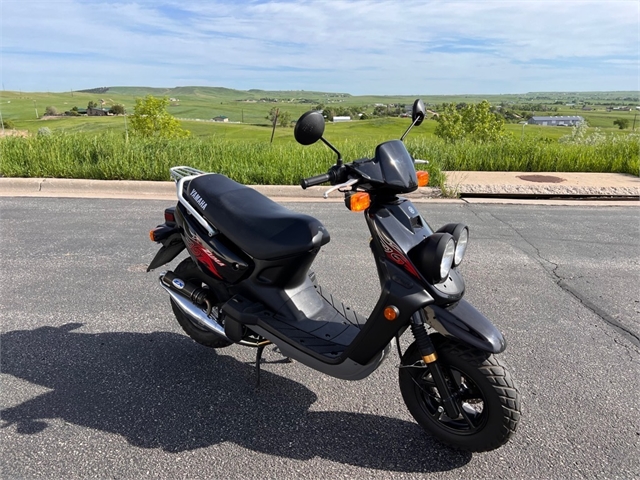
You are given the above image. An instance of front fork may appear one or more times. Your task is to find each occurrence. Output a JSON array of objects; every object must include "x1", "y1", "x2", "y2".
[{"x1": 406, "y1": 310, "x2": 460, "y2": 419}]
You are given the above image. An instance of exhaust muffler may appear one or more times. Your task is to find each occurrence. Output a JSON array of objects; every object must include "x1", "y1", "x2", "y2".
[{"x1": 159, "y1": 272, "x2": 229, "y2": 340}]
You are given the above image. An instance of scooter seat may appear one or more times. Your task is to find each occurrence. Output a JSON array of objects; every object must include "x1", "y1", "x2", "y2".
[{"x1": 186, "y1": 174, "x2": 330, "y2": 260}]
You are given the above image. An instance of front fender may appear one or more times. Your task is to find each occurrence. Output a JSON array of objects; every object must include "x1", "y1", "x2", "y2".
[{"x1": 425, "y1": 300, "x2": 506, "y2": 353}]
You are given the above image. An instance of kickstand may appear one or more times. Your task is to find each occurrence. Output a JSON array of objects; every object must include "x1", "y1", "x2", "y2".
[{"x1": 255, "y1": 344, "x2": 266, "y2": 388}]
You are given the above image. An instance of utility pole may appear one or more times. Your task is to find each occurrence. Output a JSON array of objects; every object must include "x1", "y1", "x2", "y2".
[
  {"x1": 0, "y1": 109, "x2": 5, "y2": 134},
  {"x1": 123, "y1": 106, "x2": 128, "y2": 141},
  {"x1": 270, "y1": 108, "x2": 279, "y2": 144},
  {"x1": 33, "y1": 100, "x2": 38, "y2": 118},
  {"x1": 632, "y1": 113, "x2": 637, "y2": 131}
]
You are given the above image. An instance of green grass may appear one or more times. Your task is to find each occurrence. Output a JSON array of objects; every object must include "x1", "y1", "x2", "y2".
[
  {"x1": 411, "y1": 136, "x2": 639, "y2": 175},
  {"x1": 1, "y1": 88, "x2": 638, "y2": 186},
  {"x1": 2, "y1": 87, "x2": 638, "y2": 135},
  {"x1": 1, "y1": 131, "x2": 637, "y2": 186}
]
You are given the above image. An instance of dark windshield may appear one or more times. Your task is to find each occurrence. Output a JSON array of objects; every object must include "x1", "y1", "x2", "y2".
[{"x1": 351, "y1": 140, "x2": 418, "y2": 193}]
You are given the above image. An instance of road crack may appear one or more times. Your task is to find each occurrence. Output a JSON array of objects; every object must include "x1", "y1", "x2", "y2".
[{"x1": 470, "y1": 206, "x2": 640, "y2": 350}]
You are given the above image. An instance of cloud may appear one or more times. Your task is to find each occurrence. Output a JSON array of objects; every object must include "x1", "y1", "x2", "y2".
[{"x1": 1, "y1": 0, "x2": 637, "y2": 93}]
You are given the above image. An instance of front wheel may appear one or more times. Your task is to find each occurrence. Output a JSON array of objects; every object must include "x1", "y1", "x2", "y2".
[{"x1": 399, "y1": 334, "x2": 520, "y2": 452}]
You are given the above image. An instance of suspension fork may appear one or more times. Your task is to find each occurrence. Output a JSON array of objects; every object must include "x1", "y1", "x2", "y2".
[{"x1": 408, "y1": 310, "x2": 461, "y2": 419}]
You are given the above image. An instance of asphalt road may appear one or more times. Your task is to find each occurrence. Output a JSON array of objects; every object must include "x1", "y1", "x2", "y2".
[{"x1": 1, "y1": 197, "x2": 638, "y2": 479}]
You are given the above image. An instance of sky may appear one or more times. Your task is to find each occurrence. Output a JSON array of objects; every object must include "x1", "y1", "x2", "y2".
[{"x1": 1, "y1": 0, "x2": 638, "y2": 95}]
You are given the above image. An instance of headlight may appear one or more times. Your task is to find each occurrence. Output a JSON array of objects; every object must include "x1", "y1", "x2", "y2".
[
  {"x1": 440, "y1": 237, "x2": 456, "y2": 279},
  {"x1": 409, "y1": 233, "x2": 456, "y2": 284},
  {"x1": 437, "y1": 223, "x2": 469, "y2": 267}
]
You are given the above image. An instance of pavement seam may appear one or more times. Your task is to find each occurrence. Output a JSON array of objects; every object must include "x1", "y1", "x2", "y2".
[{"x1": 479, "y1": 207, "x2": 640, "y2": 350}]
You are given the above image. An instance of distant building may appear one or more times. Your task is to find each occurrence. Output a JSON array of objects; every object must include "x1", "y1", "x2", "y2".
[
  {"x1": 332, "y1": 116, "x2": 351, "y2": 122},
  {"x1": 528, "y1": 116, "x2": 584, "y2": 126},
  {"x1": 87, "y1": 107, "x2": 110, "y2": 116},
  {"x1": 212, "y1": 116, "x2": 229, "y2": 122}
]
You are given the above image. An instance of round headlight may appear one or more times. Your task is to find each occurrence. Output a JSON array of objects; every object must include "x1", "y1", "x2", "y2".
[
  {"x1": 437, "y1": 223, "x2": 469, "y2": 267},
  {"x1": 408, "y1": 232, "x2": 456, "y2": 284},
  {"x1": 454, "y1": 227, "x2": 468, "y2": 266},
  {"x1": 440, "y1": 237, "x2": 456, "y2": 280}
]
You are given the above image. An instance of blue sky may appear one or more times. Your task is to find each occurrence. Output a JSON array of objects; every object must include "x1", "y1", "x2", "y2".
[{"x1": 1, "y1": 0, "x2": 638, "y2": 95}]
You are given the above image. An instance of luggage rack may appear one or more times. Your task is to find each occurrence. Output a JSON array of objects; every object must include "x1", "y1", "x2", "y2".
[
  {"x1": 169, "y1": 166, "x2": 217, "y2": 237},
  {"x1": 170, "y1": 166, "x2": 206, "y2": 182}
]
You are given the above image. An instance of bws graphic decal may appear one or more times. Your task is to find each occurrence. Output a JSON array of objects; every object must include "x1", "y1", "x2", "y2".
[
  {"x1": 376, "y1": 228, "x2": 421, "y2": 278},
  {"x1": 184, "y1": 233, "x2": 225, "y2": 279}
]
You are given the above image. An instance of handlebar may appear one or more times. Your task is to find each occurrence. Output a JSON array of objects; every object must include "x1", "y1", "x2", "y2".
[{"x1": 300, "y1": 173, "x2": 331, "y2": 189}]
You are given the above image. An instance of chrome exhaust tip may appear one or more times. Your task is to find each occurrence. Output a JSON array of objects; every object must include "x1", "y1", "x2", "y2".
[{"x1": 158, "y1": 273, "x2": 229, "y2": 340}]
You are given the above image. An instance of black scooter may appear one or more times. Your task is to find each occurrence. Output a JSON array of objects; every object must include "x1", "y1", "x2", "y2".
[{"x1": 148, "y1": 100, "x2": 520, "y2": 452}]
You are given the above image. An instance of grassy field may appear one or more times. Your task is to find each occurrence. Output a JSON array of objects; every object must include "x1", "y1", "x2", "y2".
[
  {"x1": 1, "y1": 86, "x2": 638, "y2": 135},
  {"x1": 1, "y1": 87, "x2": 638, "y2": 185},
  {"x1": 1, "y1": 130, "x2": 637, "y2": 186}
]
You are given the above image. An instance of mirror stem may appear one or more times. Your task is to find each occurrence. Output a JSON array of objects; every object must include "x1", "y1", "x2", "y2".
[
  {"x1": 400, "y1": 117, "x2": 420, "y2": 142},
  {"x1": 320, "y1": 137, "x2": 343, "y2": 166}
]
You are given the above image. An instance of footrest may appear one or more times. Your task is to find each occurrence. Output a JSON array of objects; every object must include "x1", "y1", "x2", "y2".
[{"x1": 221, "y1": 295, "x2": 276, "y2": 325}]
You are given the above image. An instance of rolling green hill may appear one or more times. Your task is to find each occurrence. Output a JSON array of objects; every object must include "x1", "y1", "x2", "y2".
[{"x1": 1, "y1": 86, "x2": 637, "y2": 139}]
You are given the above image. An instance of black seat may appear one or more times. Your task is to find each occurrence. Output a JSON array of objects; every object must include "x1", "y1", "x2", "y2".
[{"x1": 186, "y1": 174, "x2": 330, "y2": 260}]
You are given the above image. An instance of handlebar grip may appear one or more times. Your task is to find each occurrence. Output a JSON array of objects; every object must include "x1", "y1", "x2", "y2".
[{"x1": 300, "y1": 172, "x2": 331, "y2": 189}]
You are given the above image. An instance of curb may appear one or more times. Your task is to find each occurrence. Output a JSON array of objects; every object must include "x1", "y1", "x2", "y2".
[
  {"x1": 0, "y1": 176, "x2": 637, "y2": 205},
  {"x1": 0, "y1": 177, "x2": 443, "y2": 201}
]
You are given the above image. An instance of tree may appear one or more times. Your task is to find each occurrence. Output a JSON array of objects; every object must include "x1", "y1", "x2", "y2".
[
  {"x1": 278, "y1": 110, "x2": 292, "y2": 127},
  {"x1": 129, "y1": 96, "x2": 190, "y2": 139},
  {"x1": 110, "y1": 104, "x2": 125, "y2": 115},
  {"x1": 44, "y1": 106, "x2": 58, "y2": 116},
  {"x1": 434, "y1": 103, "x2": 465, "y2": 142},
  {"x1": 434, "y1": 101, "x2": 506, "y2": 142},
  {"x1": 87, "y1": 101, "x2": 97, "y2": 109},
  {"x1": 266, "y1": 107, "x2": 292, "y2": 128},
  {"x1": 613, "y1": 118, "x2": 629, "y2": 130},
  {"x1": 461, "y1": 100, "x2": 506, "y2": 142}
]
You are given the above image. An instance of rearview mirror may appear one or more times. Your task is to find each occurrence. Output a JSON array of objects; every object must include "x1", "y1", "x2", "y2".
[
  {"x1": 294, "y1": 111, "x2": 325, "y2": 145},
  {"x1": 412, "y1": 99, "x2": 426, "y2": 126}
]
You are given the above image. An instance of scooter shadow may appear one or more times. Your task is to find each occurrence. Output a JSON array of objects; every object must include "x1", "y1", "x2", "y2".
[{"x1": 1, "y1": 324, "x2": 471, "y2": 473}]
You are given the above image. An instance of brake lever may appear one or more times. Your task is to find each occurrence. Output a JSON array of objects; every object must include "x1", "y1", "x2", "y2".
[
  {"x1": 414, "y1": 159, "x2": 429, "y2": 164},
  {"x1": 323, "y1": 178, "x2": 359, "y2": 199}
]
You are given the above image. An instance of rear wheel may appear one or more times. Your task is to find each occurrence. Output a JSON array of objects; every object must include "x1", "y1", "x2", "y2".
[
  {"x1": 170, "y1": 258, "x2": 233, "y2": 349},
  {"x1": 399, "y1": 334, "x2": 520, "y2": 452}
]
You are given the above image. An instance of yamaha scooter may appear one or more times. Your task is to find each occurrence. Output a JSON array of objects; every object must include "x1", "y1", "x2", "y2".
[{"x1": 148, "y1": 100, "x2": 520, "y2": 452}]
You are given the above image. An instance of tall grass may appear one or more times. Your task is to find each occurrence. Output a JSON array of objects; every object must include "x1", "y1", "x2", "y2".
[
  {"x1": 409, "y1": 136, "x2": 639, "y2": 175},
  {"x1": 1, "y1": 132, "x2": 638, "y2": 185},
  {"x1": 0, "y1": 132, "x2": 430, "y2": 184}
]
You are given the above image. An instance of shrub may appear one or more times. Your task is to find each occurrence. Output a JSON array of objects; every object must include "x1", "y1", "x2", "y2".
[
  {"x1": 2, "y1": 118, "x2": 16, "y2": 129},
  {"x1": 110, "y1": 104, "x2": 125, "y2": 115},
  {"x1": 613, "y1": 118, "x2": 629, "y2": 130},
  {"x1": 37, "y1": 127, "x2": 52, "y2": 136},
  {"x1": 44, "y1": 106, "x2": 58, "y2": 116}
]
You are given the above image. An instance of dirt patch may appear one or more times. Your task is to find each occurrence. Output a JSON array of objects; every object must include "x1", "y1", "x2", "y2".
[
  {"x1": 0, "y1": 129, "x2": 29, "y2": 138},
  {"x1": 517, "y1": 174, "x2": 566, "y2": 184}
]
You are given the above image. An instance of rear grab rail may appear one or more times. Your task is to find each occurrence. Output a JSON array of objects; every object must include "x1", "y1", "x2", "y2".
[{"x1": 170, "y1": 166, "x2": 217, "y2": 238}]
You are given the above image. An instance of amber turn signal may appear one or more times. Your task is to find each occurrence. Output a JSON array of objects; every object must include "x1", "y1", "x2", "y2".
[
  {"x1": 416, "y1": 171, "x2": 430, "y2": 187},
  {"x1": 383, "y1": 306, "x2": 399, "y2": 321},
  {"x1": 348, "y1": 192, "x2": 371, "y2": 212},
  {"x1": 149, "y1": 228, "x2": 159, "y2": 242}
]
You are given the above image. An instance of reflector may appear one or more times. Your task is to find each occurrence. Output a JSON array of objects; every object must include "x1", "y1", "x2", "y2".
[{"x1": 384, "y1": 306, "x2": 399, "y2": 321}]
